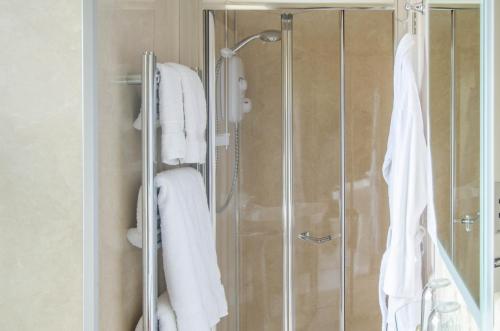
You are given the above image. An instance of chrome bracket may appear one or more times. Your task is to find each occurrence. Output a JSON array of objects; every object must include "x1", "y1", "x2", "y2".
[{"x1": 298, "y1": 231, "x2": 340, "y2": 244}]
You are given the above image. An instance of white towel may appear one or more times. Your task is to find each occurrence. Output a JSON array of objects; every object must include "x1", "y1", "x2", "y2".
[
  {"x1": 127, "y1": 185, "x2": 161, "y2": 249},
  {"x1": 156, "y1": 168, "x2": 227, "y2": 331},
  {"x1": 157, "y1": 63, "x2": 186, "y2": 165},
  {"x1": 133, "y1": 63, "x2": 206, "y2": 165},
  {"x1": 168, "y1": 63, "x2": 207, "y2": 164},
  {"x1": 134, "y1": 292, "x2": 178, "y2": 331},
  {"x1": 126, "y1": 185, "x2": 144, "y2": 248}
]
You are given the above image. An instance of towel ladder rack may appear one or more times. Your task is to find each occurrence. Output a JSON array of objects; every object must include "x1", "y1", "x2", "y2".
[{"x1": 138, "y1": 53, "x2": 207, "y2": 331}]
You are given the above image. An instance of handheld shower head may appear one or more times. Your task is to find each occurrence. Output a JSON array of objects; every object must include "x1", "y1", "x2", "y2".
[
  {"x1": 259, "y1": 30, "x2": 281, "y2": 43},
  {"x1": 221, "y1": 29, "x2": 281, "y2": 58}
]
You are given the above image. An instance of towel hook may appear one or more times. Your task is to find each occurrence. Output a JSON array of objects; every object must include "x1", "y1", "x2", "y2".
[{"x1": 397, "y1": 1, "x2": 424, "y2": 35}]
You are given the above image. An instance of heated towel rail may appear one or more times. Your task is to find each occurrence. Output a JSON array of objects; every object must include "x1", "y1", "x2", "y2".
[
  {"x1": 123, "y1": 52, "x2": 205, "y2": 331},
  {"x1": 142, "y1": 51, "x2": 158, "y2": 331}
]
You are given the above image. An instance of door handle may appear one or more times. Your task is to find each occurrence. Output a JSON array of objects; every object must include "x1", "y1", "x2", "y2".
[
  {"x1": 298, "y1": 231, "x2": 340, "y2": 244},
  {"x1": 453, "y1": 213, "x2": 478, "y2": 232}
]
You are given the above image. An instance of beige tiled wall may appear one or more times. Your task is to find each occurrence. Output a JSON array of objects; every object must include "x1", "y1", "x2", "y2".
[
  {"x1": 96, "y1": 0, "x2": 201, "y2": 330},
  {"x1": 0, "y1": 0, "x2": 83, "y2": 330},
  {"x1": 344, "y1": 11, "x2": 393, "y2": 330}
]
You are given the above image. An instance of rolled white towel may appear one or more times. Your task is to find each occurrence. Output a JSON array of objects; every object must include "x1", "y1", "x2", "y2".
[{"x1": 134, "y1": 292, "x2": 178, "y2": 331}]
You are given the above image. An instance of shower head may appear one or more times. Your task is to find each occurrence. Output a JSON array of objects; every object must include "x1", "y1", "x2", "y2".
[
  {"x1": 220, "y1": 30, "x2": 281, "y2": 58},
  {"x1": 259, "y1": 30, "x2": 281, "y2": 43}
]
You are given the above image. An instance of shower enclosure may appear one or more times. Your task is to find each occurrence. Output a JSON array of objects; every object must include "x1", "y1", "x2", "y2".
[{"x1": 205, "y1": 5, "x2": 396, "y2": 330}]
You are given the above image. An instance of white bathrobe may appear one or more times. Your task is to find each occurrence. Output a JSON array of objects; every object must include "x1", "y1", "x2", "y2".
[{"x1": 379, "y1": 33, "x2": 435, "y2": 331}]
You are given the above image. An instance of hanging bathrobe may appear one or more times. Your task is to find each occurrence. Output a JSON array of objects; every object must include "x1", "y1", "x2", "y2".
[{"x1": 379, "y1": 33, "x2": 434, "y2": 331}]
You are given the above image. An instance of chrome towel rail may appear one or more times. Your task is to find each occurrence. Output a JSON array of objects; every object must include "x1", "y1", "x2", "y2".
[
  {"x1": 114, "y1": 68, "x2": 201, "y2": 85},
  {"x1": 141, "y1": 51, "x2": 159, "y2": 331}
]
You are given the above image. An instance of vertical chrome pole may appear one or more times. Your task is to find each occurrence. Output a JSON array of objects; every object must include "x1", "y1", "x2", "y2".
[
  {"x1": 339, "y1": 10, "x2": 346, "y2": 331},
  {"x1": 142, "y1": 51, "x2": 158, "y2": 331},
  {"x1": 203, "y1": 10, "x2": 212, "y2": 192},
  {"x1": 450, "y1": 10, "x2": 456, "y2": 262},
  {"x1": 281, "y1": 13, "x2": 294, "y2": 331}
]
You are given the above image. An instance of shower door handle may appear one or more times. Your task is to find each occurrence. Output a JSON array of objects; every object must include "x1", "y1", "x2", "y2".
[
  {"x1": 453, "y1": 212, "x2": 478, "y2": 232},
  {"x1": 298, "y1": 231, "x2": 340, "y2": 244}
]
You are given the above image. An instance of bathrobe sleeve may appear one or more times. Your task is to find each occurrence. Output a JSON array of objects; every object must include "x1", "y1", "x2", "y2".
[{"x1": 382, "y1": 44, "x2": 428, "y2": 300}]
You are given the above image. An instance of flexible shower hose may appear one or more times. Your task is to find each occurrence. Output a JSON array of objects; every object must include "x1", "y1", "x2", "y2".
[
  {"x1": 215, "y1": 56, "x2": 240, "y2": 214},
  {"x1": 216, "y1": 125, "x2": 240, "y2": 213}
]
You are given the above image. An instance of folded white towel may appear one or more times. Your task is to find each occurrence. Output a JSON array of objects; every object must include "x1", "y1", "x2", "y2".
[
  {"x1": 134, "y1": 292, "x2": 178, "y2": 331},
  {"x1": 157, "y1": 63, "x2": 186, "y2": 165},
  {"x1": 132, "y1": 63, "x2": 206, "y2": 165},
  {"x1": 168, "y1": 64, "x2": 207, "y2": 164},
  {"x1": 156, "y1": 168, "x2": 227, "y2": 331}
]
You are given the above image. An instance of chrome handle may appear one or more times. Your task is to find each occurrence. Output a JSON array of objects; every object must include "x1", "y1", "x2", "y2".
[
  {"x1": 495, "y1": 258, "x2": 500, "y2": 269},
  {"x1": 298, "y1": 231, "x2": 340, "y2": 244},
  {"x1": 454, "y1": 213, "x2": 478, "y2": 232}
]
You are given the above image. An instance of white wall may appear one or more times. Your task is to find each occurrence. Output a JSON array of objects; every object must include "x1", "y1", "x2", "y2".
[{"x1": 0, "y1": 0, "x2": 83, "y2": 329}]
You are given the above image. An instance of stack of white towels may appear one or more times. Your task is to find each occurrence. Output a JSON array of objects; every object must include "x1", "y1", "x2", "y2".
[{"x1": 128, "y1": 63, "x2": 227, "y2": 331}]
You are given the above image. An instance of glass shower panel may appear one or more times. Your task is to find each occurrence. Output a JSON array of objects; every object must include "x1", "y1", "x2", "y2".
[
  {"x1": 344, "y1": 11, "x2": 393, "y2": 330},
  {"x1": 214, "y1": 10, "x2": 239, "y2": 331},
  {"x1": 292, "y1": 10, "x2": 341, "y2": 331},
  {"x1": 235, "y1": 11, "x2": 283, "y2": 331},
  {"x1": 453, "y1": 9, "x2": 480, "y2": 304},
  {"x1": 429, "y1": 10, "x2": 453, "y2": 257}
]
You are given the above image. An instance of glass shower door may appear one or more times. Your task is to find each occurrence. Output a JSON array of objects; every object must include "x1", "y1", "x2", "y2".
[
  {"x1": 211, "y1": 8, "x2": 394, "y2": 331},
  {"x1": 291, "y1": 10, "x2": 393, "y2": 330},
  {"x1": 212, "y1": 10, "x2": 284, "y2": 331},
  {"x1": 452, "y1": 9, "x2": 480, "y2": 304},
  {"x1": 292, "y1": 10, "x2": 342, "y2": 330}
]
